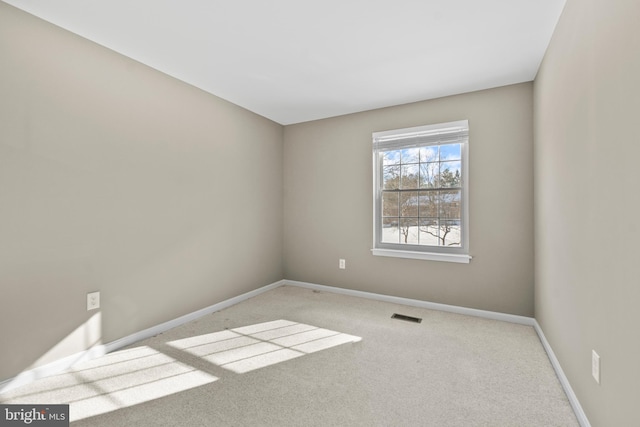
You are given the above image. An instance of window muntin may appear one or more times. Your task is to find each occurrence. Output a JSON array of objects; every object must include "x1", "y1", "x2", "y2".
[{"x1": 373, "y1": 120, "x2": 469, "y2": 259}]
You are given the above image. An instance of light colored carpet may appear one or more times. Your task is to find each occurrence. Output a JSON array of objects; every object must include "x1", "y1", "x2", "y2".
[{"x1": 1, "y1": 285, "x2": 579, "y2": 426}]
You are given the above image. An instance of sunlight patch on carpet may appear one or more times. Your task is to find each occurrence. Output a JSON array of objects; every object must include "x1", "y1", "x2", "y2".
[
  {"x1": 1, "y1": 346, "x2": 218, "y2": 422},
  {"x1": 167, "y1": 320, "x2": 361, "y2": 374}
]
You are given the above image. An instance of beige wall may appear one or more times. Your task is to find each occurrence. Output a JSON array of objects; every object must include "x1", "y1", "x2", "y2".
[
  {"x1": 0, "y1": 4, "x2": 283, "y2": 382},
  {"x1": 284, "y1": 83, "x2": 534, "y2": 316},
  {"x1": 14, "y1": 3, "x2": 639, "y2": 424},
  {"x1": 534, "y1": 0, "x2": 640, "y2": 425}
]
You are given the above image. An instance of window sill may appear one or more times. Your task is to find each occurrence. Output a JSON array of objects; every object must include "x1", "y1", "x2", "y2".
[{"x1": 371, "y1": 249, "x2": 472, "y2": 264}]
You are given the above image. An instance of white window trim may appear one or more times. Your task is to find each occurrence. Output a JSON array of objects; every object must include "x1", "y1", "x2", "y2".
[
  {"x1": 371, "y1": 248, "x2": 472, "y2": 264},
  {"x1": 371, "y1": 120, "x2": 470, "y2": 262}
]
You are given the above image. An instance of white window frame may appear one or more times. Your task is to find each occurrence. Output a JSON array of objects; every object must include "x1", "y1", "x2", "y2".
[{"x1": 371, "y1": 120, "x2": 471, "y2": 263}]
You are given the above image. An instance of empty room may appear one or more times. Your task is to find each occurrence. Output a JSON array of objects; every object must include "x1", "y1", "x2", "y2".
[{"x1": 1, "y1": 0, "x2": 638, "y2": 425}]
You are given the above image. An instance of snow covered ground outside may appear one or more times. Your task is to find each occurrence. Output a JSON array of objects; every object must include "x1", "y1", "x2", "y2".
[{"x1": 382, "y1": 224, "x2": 461, "y2": 247}]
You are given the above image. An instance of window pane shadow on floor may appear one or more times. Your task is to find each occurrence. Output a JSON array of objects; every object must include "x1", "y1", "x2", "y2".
[{"x1": 166, "y1": 319, "x2": 362, "y2": 374}]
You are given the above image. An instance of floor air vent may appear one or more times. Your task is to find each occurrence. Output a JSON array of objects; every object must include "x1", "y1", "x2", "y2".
[{"x1": 391, "y1": 313, "x2": 422, "y2": 323}]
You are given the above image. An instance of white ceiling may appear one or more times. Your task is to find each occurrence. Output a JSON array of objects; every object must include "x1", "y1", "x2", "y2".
[{"x1": 3, "y1": 0, "x2": 566, "y2": 125}]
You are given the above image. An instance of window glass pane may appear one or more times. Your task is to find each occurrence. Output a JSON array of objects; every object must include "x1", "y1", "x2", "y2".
[
  {"x1": 400, "y1": 218, "x2": 419, "y2": 244},
  {"x1": 382, "y1": 218, "x2": 400, "y2": 243},
  {"x1": 418, "y1": 191, "x2": 438, "y2": 217},
  {"x1": 439, "y1": 190, "x2": 461, "y2": 219},
  {"x1": 439, "y1": 220, "x2": 461, "y2": 247},
  {"x1": 420, "y1": 146, "x2": 438, "y2": 163},
  {"x1": 400, "y1": 192, "x2": 419, "y2": 217},
  {"x1": 382, "y1": 192, "x2": 399, "y2": 217},
  {"x1": 383, "y1": 165, "x2": 400, "y2": 190},
  {"x1": 419, "y1": 162, "x2": 439, "y2": 188},
  {"x1": 400, "y1": 164, "x2": 419, "y2": 189},
  {"x1": 439, "y1": 144, "x2": 461, "y2": 161},
  {"x1": 383, "y1": 150, "x2": 400, "y2": 166},
  {"x1": 401, "y1": 147, "x2": 420, "y2": 164},
  {"x1": 418, "y1": 219, "x2": 439, "y2": 246},
  {"x1": 439, "y1": 161, "x2": 462, "y2": 188}
]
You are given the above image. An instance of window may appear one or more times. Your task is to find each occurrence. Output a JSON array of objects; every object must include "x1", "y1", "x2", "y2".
[{"x1": 372, "y1": 120, "x2": 471, "y2": 263}]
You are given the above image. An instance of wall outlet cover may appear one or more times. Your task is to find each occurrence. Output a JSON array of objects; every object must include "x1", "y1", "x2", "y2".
[{"x1": 87, "y1": 291, "x2": 100, "y2": 311}]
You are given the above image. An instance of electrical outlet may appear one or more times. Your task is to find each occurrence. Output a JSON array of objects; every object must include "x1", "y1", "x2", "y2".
[
  {"x1": 592, "y1": 350, "x2": 600, "y2": 384},
  {"x1": 87, "y1": 291, "x2": 100, "y2": 311},
  {"x1": 339, "y1": 259, "x2": 346, "y2": 269}
]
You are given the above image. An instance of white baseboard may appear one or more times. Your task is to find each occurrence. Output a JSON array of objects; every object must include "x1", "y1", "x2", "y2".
[
  {"x1": 533, "y1": 320, "x2": 591, "y2": 427},
  {"x1": 0, "y1": 280, "x2": 285, "y2": 394},
  {"x1": 103, "y1": 280, "x2": 284, "y2": 353},
  {"x1": 284, "y1": 279, "x2": 535, "y2": 326}
]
